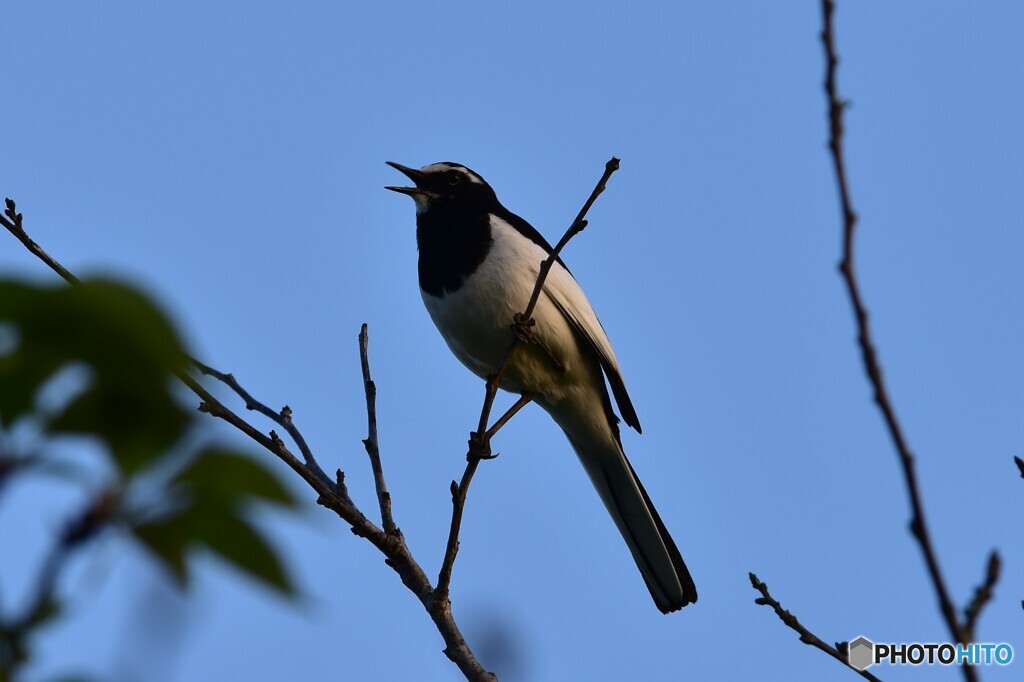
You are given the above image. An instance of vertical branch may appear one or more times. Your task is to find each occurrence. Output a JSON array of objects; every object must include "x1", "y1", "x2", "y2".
[
  {"x1": 435, "y1": 457, "x2": 482, "y2": 602},
  {"x1": 359, "y1": 324, "x2": 397, "y2": 535},
  {"x1": 820, "y1": 3, "x2": 988, "y2": 681}
]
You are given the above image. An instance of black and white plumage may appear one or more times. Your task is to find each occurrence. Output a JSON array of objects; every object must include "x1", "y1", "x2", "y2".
[{"x1": 386, "y1": 161, "x2": 697, "y2": 613}]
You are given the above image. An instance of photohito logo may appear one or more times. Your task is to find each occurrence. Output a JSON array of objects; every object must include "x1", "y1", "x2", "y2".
[{"x1": 848, "y1": 636, "x2": 1013, "y2": 671}]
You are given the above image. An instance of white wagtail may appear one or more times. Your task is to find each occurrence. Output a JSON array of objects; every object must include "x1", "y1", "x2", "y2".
[{"x1": 386, "y1": 161, "x2": 696, "y2": 613}]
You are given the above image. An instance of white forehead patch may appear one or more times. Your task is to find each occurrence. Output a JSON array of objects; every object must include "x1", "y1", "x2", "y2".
[{"x1": 420, "y1": 162, "x2": 485, "y2": 184}]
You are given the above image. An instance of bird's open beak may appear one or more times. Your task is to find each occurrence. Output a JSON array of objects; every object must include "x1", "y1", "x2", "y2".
[{"x1": 385, "y1": 161, "x2": 431, "y2": 196}]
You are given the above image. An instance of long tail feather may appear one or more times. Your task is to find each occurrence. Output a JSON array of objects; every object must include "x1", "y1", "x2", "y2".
[{"x1": 566, "y1": 432, "x2": 697, "y2": 613}]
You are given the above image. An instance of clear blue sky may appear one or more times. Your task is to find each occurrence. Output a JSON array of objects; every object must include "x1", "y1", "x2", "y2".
[{"x1": 3, "y1": 2, "x2": 1022, "y2": 680}]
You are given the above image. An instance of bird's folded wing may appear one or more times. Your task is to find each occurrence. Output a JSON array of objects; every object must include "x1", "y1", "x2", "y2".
[{"x1": 543, "y1": 262, "x2": 642, "y2": 434}]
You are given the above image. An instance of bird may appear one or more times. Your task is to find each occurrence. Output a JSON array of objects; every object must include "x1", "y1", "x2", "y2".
[{"x1": 386, "y1": 160, "x2": 696, "y2": 613}]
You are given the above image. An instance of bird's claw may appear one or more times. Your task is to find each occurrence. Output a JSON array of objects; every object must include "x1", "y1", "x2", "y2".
[
  {"x1": 511, "y1": 313, "x2": 564, "y2": 372},
  {"x1": 512, "y1": 313, "x2": 538, "y2": 344},
  {"x1": 467, "y1": 431, "x2": 498, "y2": 460}
]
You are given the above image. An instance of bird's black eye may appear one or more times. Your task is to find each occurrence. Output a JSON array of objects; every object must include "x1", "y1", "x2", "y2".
[{"x1": 447, "y1": 171, "x2": 461, "y2": 186}]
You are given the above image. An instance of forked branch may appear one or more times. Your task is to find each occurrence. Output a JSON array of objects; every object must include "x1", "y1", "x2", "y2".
[
  {"x1": 3, "y1": 157, "x2": 622, "y2": 682},
  {"x1": 2, "y1": 199, "x2": 494, "y2": 681}
]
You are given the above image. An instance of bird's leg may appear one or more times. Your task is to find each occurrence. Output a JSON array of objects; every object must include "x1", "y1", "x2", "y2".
[
  {"x1": 468, "y1": 373, "x2": 504, "y2": 460},
  {"x1": 468, "y1": 393, "x2": 533, "y2": 461},
  {"x1": 485, "y1": 393, "x2": 533, "y2": 440}
]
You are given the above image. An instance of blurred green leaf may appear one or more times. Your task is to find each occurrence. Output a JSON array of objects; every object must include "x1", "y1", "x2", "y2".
[
  {"x1": 0, "y1": 282, "x2": 67, "y2": 425},
  {"x1": 178, "y1": 448, "x2": 297, "y2": 508},
  {"x1": 134, "y1": 504, "x2": 294, "y2": 597},
  {"x1": 19, "y1": 279, "x2": 185, "y2": 379},
  {"x1": 0, "y1": 278, "x2": 191, "y2": 474},
  {"x1": 49, "y1": 381, "x2": 189, "y2": 475},
  {"x1": 132, "y1": 512, "x2": 193, "y2": 586},
  {"x1": 0, "y1": 352, "x2": 61, "y2": 425},
  {"x1": 2, "y1": 275, "x2": 301, "y2": 679},
  {"x1": 0, "y1": 278, "x2": 187, "y2": 386},
  {"x1": 189, "y1": 510, "x2": 295, "y2": 596}
]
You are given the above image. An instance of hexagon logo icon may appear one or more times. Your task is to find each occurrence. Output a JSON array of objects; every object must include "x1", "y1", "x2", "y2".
[{"x1": 848, "y1": 636, "x2": 875, "y2": 671}]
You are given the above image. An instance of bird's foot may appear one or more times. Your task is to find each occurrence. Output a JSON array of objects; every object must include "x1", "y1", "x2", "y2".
[
  {"x1": 511, "y1": 313, "x2": 538, "y2": 344},
  {"x1": 467, "y1": 431, "x2": 499, "y2": 461},
  {"x1": 511, "y1": 313, "x2": 564, "y2": 372}
]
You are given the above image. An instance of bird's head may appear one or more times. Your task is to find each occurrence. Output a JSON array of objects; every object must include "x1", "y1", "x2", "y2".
[{"x1": 386, "y1": 161, "x2": 498, "y2": 215}]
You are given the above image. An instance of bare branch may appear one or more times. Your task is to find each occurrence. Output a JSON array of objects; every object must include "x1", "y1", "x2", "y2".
[
  {"x1": 186, "y1": 348, "x2": 495, "y2": 680},
  {"x1": 521, "y1": 156, "x2": 621, "y2": 322},
  {"x1": 1014, "y1": 455, "x2": 1024, "y2": 479},
  {"x1": 435, "y1": 458, "x2": 482, "y2": 603},
  {"x1": 435, "y1": 158, "x2": 621, "y2": 601},
  {"x1": 2, "y1": 199, "x2": 497, "y2": 681},
  {"x1": 1, "y1": 199, "x2": 80, "y2": 286},
  {"x1": 359, "y1": 323, "x2": 397, "y2": 535},
  {"x1": 820, "y1": 3, "x2": 976, "y2": 678},
  {"x1": 749, "y1": 573, "x2": 884, "y2": 682},
  {"x1": 5, "y1": 158, "x2": 622, "y2": 680},
  {"x1": 189, "y1": 357, "x2": 333, "y2": 488},
  {"x1": 963, "y1": 551, "x2": 1001, "y2": 642}
]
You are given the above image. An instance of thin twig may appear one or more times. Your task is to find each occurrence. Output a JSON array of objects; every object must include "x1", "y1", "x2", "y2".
[
  {"x1": 749, "y1": 573, "x2": 884, "y2": 682},
  {"x1": 1, "y1": 199, "x2": 80, "y2": 286},
  {"x1": 185, "y1": 371, "x2": 349, "y2": 508},
  {"x1": 359, "y1": 323, "x2": 397, "y2": 535},
  {"x1": 435, "y1": 158, "x2": 621, "y2": 601},
  {"x1": 187, "y1": 343, "x2": 494, "y2": 680},
  {"x1": 820, "y1": 3, "x2": 975, "y2": 679},
  {"x1": 188, "y1": 357, "x2": 332, "y2": 488},
  {"x1": 521, "y1": 157, "x2": 620, "y2": 322},
  {"x1": 435, "y1": 458, "x2": 482, "y2": 603},
  {"x1": 0, "y1": 204, "x2": 332, "y2": 494},
  {"x1": 3, "y1": 200, "x2": 497, "y2": 681},
  {"x1": 1017, "y1": 459, "x2": 1024, "y2": 612},
  {"x1": 963, "y1": 551, "x2": 1001, "y2": 642}
]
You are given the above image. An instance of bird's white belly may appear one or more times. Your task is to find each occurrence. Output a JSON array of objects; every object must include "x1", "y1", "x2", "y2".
[
  {"x1": 420, "y1": 218, "x2": 584, "y2": 399},
  {"x1": 421, "y1": 254, "x2": 536, "y2": 378}
]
